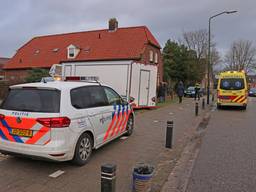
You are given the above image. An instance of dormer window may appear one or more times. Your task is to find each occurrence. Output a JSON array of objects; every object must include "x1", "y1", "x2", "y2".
[
  {"x1": 69, "y1": 48, "x2": 75, "y2": 58},
  {"x1": 67, "y1": 44, "x2": 80, "y2": 59}
]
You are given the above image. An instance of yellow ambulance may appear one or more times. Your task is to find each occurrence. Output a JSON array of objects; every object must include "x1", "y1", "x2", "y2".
[{"x1": 217, "y1": 71, "x2": 248, "y2": 109}]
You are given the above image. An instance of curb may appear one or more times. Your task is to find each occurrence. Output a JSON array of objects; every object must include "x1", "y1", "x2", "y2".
[{"x1": 159, "y1": 111, "x2": 211, "y2": 192}]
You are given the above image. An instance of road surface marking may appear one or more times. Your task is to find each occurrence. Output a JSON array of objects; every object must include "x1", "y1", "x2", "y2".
[
  {"x1": 49, "y1": 170, "x2": 65, "y2": 178},
  {"x1": 153, "y1": 120, "x2": 159, "y2": 123}
]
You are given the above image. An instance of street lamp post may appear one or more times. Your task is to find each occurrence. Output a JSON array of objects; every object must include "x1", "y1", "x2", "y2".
[{"x1": 207, "y1": 10, "x2": 237, "y2": 105}]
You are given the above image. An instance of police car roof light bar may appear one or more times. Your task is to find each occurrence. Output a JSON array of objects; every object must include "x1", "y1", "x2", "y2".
[
  {"x1": 65, "y1": 76, "x2": 80, "y2": 81},
  {"x1": 65, "y1": 76, "x2": 101, "y2": 85}
]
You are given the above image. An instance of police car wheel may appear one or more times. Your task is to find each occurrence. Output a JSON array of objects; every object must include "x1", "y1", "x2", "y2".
[
  {"x1": 125, "y1": 116, "x2": 134, "y2": 136},
  {"x1": 72, "y1": 133, "x2": 93, "y2": 166}
]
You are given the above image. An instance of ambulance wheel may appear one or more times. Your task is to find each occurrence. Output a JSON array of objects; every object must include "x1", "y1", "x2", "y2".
[
  {"x1": 125, "y1": 116, "x2": 134, "y2": 136},
  {"x1": 72, "y1": 133, "x2": 93, "y2": 166},
  {"x1": 242, "y1": 105, "x2": 247, "y2": 110}
]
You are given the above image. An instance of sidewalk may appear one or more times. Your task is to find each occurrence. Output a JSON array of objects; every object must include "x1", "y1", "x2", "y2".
[
  {"x1": 0, "y1": 96, "x2": 211, "y2": 192},
  {"x1": 148, "y1": 96, "x2": 211, "y2": 191}
]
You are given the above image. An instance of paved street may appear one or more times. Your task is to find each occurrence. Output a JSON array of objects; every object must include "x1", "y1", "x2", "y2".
[
  {"x1": 187, "y1": 97, "x2": 256, "y2": 192},
  {"x1": 0, "y1": 98, "x2": 207, "y2": 192}
]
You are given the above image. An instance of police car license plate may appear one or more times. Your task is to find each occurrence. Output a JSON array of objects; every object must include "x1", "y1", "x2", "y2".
[{"x1": 11, "y1": 129, "x2": 33, "y2": 137}]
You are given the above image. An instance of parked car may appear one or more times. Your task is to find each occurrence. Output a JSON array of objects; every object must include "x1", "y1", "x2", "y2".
[
  {"x1": 249, "y1": 88, "x2": 256, "y2": 97},
  {"x1": 184, "y1": 86, "x2": 196, "y2": 97},
  {"x1": 184, "y1": 86, "x2": 204, "y2": 97},
  {"x1": 0, "y1": 80, "x2": 134, "y2": 165}
]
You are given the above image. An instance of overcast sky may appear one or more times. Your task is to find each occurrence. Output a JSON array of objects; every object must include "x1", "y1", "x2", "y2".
[{"x1": 0, "y1": 0, "x2": 255, "y2": 58}]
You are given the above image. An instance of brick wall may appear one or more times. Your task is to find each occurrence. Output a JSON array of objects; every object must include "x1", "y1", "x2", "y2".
[
  {"x1": 0, "y1": 71, "x2": 4, "y2": 78},
  {"x1": 0, "y1": 69, "x2": 29, "y2": 99},
  {"x1": 0, "y1": 82, "x2": 9, "y2": 100},
  {"x1": 138, "y1": 44, "x2": 163, "y2": 84},
  {"x1": 0, "y1": 64, "x2": 5, "y2": 80},
  {"x1": 4, "y1": 69, "x2": 29, "y2": 84}
]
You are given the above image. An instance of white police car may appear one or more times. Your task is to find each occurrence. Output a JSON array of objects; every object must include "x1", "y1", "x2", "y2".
[{"x1": 0, "y1": 79, "x2": 134, "y2": 165}]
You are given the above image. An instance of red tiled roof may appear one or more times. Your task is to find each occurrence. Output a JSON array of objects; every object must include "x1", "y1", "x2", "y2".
[{"x1": 4, "y1": 26, "x2": 161, "y2": 69}]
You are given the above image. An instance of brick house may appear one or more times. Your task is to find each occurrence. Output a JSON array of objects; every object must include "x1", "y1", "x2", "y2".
[
  {"x1": 0, "y1": 57, "x2": 10, "y2": 99},
  {"x1": 4, "y1": 19, "x2": 163, "y2": 85},
  {"x1": 248, "y1": 74, "x2": 256, "y2": 88},
  {"x1": 0, "y1": 57, "x2": 9, "y2": 81}
]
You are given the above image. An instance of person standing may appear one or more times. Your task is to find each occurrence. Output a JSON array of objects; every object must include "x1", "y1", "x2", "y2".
[
  {"x1": 158, "y1": 82, "x2": 165, "y2": 103},
  {"x1": 176, "y1": 81, "x2": 184, "y2": 103},
  {"x1": 194, "y1": 83, "x2": 200, "y2": 101}
]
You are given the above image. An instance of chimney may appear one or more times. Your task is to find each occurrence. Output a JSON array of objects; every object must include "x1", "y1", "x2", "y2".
[{"x1": 108, "y1": 18, "x2": 118, "y2": 31}]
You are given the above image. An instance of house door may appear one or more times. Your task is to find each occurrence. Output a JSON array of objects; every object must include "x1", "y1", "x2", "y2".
[{"x1": 138, "y1": 70, "x2": 150, "y2": 106}]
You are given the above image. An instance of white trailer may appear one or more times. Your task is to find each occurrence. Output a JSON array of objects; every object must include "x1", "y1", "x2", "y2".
[{"x1": 59, "y1": 61, "x2": 158, "y2": 108}]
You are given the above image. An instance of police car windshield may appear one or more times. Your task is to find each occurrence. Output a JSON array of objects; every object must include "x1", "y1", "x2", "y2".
[
  {"x1": 1, "y1": 88, "x2": 60, "y2": 113},
  {"x1": 220, "y1": 78, "x2": 245, "y2": 90}
]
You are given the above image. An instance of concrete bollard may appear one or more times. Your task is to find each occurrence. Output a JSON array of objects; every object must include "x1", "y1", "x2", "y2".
[
  {"x1": 101, "y1": 164, "x2": 116, "y2": 192},
  {"x1": 195, "y1": 102, "x2": 199, "y2": 116},
  {"x1": 202, "y1": 98, "x2": 205, "y2": 110},
  {"x1": 165, "y1": 121, "x2": 173, "y2": 149}
]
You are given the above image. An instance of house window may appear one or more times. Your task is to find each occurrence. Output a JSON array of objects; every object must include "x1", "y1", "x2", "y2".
[
  {"x1": 149, "y1": 50, "x2": 153, "y2": 63},
  {"x1": 154, "y1": 53, "x2": 158, "y2": 64},
  {"x1": 0, "y1": 75, "x2": 4, "y2": 81},
  {"x1": 34, "y1": 49, "x2": 40, "y2": 55},
  {"x1": 68, "y1": 47, "x2": 75, "y2": 58},
  {"x1": 52, "y1": 48, "x2": 59, "y2": 53},
  {"x1": 67, "y1": 44, "x2": 80, "y2": 59}
]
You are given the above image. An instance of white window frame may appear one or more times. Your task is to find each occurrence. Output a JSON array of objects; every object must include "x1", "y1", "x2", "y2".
[
  {"x1": 67, "y1": 44, "x2": 79, "y2": 59},
  {"x1": 149, "y1": 50, "x2": 153, "y2": 63},
  {"x1": 154, "y1": 52, "x2": 158, "y2": 64},
  {"x1": 68, "y1": 48, "x2": 75, "y2": 58},
  {"x1": 0, "y1": 75, "x2": 5, "y2": 81}
]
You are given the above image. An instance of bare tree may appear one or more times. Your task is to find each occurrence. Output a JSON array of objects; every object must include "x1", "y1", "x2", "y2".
[
  {"x1": 225, "y1": 40, "x2": 256, "y2": 72},
  {"x1": 183, "y1": 29, "x2": 208, "y2": 60},
  {"x1": 182, "y1": 29, "x2": 220, "y2": 66}
]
